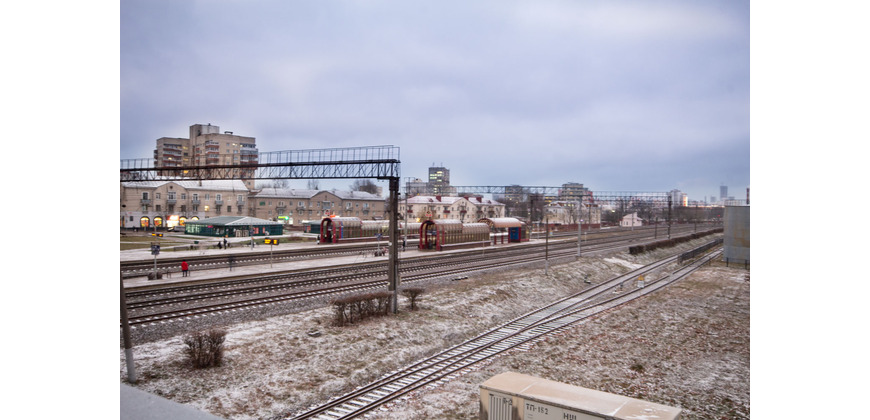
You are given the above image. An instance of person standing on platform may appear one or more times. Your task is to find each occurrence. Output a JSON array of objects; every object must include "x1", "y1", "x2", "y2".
[{"x1": 181, "y1": 260, "x2": 189, "y2": 277}]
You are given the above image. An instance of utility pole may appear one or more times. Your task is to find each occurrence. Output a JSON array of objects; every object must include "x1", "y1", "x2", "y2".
[
  {"x1": 667, "y1": 196, "x2": 672, "y2": 239},
  {"x1": 576, "y1": 196, "x2": 582, "y2": 258},
  {"x1": 387, "y1": 177, "x2": 400, "y2": 313},
  {"x1": 545, "y1": 209, "x2": 549, "y2": 276}
]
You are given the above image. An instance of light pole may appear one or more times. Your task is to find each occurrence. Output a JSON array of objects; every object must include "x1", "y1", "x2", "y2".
[
  {"x1": 544, "y1": 209, "x2": 549, "y2": 276},
  {"x1": 576, "y1": 196, "x2": 583, "y2": 258}
]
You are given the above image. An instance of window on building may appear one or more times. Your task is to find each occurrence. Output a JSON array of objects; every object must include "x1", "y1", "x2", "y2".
[
  {"x1": 181, "y1": 193, "x2": 187, "y2": 200},
  {"x1": 142, "y1": 192, "x2": 149, "y2": 200},
  {"x1": 216, "y1": 194, "x2": 222, "y2": 201},
  {"x1": 156, "y1": 205, "x2": 161, "y2": 212},
  {"x1": 168, "y1": 191, "x2": 176, "y2": 200},
  {"x1": 155, "y1": 193, "x2": 161, "y2": 199}
]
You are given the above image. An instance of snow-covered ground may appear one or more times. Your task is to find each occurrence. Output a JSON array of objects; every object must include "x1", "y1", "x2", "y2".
[{"x1": 120, "y1": 239, "x2": 749, "y2": 419}]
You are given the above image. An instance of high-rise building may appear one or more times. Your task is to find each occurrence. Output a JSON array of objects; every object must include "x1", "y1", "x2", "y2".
[
  {"x1": 428, "y1": 166, "x2": 452, "y2": 195},
  {"x1": 154, "y1": 124, "x2": 258, "y2": 181},
  {"x1": 720, "y1": 185, "x2": 728, "y2": 201},
  {"x1": 559, "y1": 182, "x2": 590, "y2": 202}
]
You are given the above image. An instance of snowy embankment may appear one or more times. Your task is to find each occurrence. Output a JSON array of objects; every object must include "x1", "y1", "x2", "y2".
[{"x1": 121, "y1": 238, "x2": 749, "y2": 420}]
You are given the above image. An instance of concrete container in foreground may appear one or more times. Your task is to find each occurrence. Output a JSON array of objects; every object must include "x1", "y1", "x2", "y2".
[
  {"x1": 723, "y1": 205, "x2": 750, "y2": 264},
  {"x1": 480, "y1": 372, "x2": 681, "y2": 420}
]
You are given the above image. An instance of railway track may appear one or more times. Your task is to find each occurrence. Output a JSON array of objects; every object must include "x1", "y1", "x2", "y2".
[
  {"x1": 123, "y1": 229, "x2": 721, "y2": 328},
  {"x1": 288, "y1": 243, "x2": 723, "y2": 420},
  {"x1": 121, "y1": 224, "x2": 714, "y2": 278},
  {"x1": 124, "y1": 243, "x2": 591, "y2": 327}
]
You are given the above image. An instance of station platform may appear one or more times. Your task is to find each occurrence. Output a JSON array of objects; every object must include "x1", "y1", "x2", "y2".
[
  {"x1": 121, "y1": 232, "x2": 529, "y2": 290},
  {"x1": 122, "y1": 237, "x2": 433, "y2": 290}
]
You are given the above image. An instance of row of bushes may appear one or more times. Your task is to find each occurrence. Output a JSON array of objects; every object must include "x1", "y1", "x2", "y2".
[
  {"x1": 331, "y1": 288, "x2": 426, "y2": 326},
  {"x1": 628, "y1": 228, "x2": 723, "y2": 255},
  {"x1": 332, "y1": 292, "x2": 393, "y2": 326}
]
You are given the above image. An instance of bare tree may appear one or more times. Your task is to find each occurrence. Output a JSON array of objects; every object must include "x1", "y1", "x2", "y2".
[
  {"x1": 350, "y1": 179, "x2": 379, "y2": 195},
  {"x1": 307, "y1": 179, "x2": 320, "y2": 190},
  {"x1": 263, "y1": 179, "x2": 290, "y2": 188}
]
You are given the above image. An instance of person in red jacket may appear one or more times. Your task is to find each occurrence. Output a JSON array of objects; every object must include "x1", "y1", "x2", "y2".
[{"x1": 181, "y1": 260, "x2": 189, "y2": 277}]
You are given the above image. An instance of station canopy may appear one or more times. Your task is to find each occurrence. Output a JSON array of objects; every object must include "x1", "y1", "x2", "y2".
[
  {"x1": 185, "y1": 216, "x2": 282, "y2": 227},
  {"x1": 479, "y1": 217, "x2": 525, "y2": 228}
]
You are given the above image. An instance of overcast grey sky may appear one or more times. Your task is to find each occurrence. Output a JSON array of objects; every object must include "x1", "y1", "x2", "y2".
[{"x1": 120, "y1": 0, "x2": 749, "y2": 202}]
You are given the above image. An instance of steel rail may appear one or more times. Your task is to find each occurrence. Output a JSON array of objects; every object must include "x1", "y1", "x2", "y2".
[
  {"x1": 124, "y1": 234, "x2": 720, "y2": 328},
  {"x1": 125, "y1": 246, "x2": 583, "y2": 327},
  {"x1": 289, "y1": 244, "x2": 722, "y2": 419}
]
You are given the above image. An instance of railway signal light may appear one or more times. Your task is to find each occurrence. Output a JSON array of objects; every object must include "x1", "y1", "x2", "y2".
[{"x1": 151, "y1": 233, "x2": 163, "y2": 237}]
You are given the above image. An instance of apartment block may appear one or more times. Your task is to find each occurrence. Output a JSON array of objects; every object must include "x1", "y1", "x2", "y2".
[{"x1": 153, "y1": 123, "x2": 258, "y2": 182}]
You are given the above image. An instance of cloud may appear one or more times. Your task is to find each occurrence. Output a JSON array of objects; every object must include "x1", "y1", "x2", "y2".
[{"x1": 121, "y1": 0, "x2": 749, "y2": 201}]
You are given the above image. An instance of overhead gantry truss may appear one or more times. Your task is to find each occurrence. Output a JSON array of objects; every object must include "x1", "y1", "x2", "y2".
[
  {"x1": 449, "y1": 186, "x2": 670, "y2": 207},
  {"x1": 120, "y1": 145, "x2": 401, "y2": 182}
]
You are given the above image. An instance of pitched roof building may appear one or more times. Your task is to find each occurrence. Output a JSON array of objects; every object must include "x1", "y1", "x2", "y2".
[
  {"x1": 248, "y1": 188, "x2": 386, "y2": 225},
  {"x1": 120, "y1": 179, "x2": 251, "y2": 229},
  {"x1": 398, "y1": 195, "x2": 504, "y2": 222}
]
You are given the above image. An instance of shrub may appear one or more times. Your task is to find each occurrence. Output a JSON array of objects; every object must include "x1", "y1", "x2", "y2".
[
  {"x1": 183, "y1": 328, "x2": 226, "y2": 369},
  {"x1": 401, "y1": 287, "x2": 425, "y2": 310},
  {"x1": 332, "y1": 292, "x2": 393, "y2": 326}
]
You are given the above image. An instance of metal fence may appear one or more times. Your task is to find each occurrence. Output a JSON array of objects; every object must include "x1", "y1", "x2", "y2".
[{"x1": 678, "y1": 238, "x2": 723, "y2": 264}]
